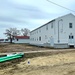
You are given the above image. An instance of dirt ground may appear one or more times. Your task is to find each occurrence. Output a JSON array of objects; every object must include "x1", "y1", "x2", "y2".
[
  {"x1": 0, "y1": 44, "x2": 75, "y2": 75},
  {"x1": 0, "y1": 43, "x2": 47, "y2": 53}
]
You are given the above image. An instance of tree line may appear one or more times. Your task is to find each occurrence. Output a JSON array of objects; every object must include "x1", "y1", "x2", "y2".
[{"x1": 4, "y1": 28, "x2": 30, "y2": 43}]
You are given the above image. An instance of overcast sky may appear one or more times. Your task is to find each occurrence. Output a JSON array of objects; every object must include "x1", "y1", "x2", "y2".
[{"x1": 0, "y1": 0, "x2": 75, "y2": 38}]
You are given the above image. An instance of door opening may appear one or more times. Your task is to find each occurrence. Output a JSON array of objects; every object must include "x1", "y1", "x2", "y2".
[
  {"x1": 69, "y1": 45, "x2": 74, "y2": 48},
  {"x1": 69, "y1": 33, "x2": 74, "y2": 46}
]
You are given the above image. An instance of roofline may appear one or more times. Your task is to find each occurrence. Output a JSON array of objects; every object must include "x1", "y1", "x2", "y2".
[
  {"x1": 14, "y1": 36, "x2": 30, "y2": 37},
  {"x1": 14, "y1": 36, "x2": 30, "y2": 39},
  {"x1": 55, "y1": 13, "x2": 75, "y2": 19},
  {"x1": 30, "y1": 19, "x2": 55, "y2": 33},
  {"x1": 30, "y1": 13, "x2": 74, "y2": 33}
]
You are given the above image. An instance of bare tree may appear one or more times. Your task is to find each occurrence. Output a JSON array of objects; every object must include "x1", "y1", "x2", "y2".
[
  {"x1": 21, "y1": 28, "x2": 30, "y2": 36},
  {"x1": 4, "y1": 28, "x2": 20, "y2": 43}
]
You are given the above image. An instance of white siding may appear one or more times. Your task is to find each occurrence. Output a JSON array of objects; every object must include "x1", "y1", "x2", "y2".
[
  {"x1": 55, "y1": 14, "x2": 75, "y2": 44},
  {"x1": 30, "y1": 13, "x2": 75, "y2": 48},
  {"x1": 30, "y1": 20, "x2": 55, "y2": 46},
  {"x1": 14, "y1": 39, "x2": 30, "y2": 43}
]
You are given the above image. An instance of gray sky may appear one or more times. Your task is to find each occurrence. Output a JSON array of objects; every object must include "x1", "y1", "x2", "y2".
[{"x1": 0, "y1": 0, "x2": 75, "y2": 38}]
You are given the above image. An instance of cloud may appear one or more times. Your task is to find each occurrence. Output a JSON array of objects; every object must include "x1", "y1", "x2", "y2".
[
  {"x1": 0, "y1": 0, "x2": 75, "y2": 38},
  {"x1": 13, "y1": 4, "x2": 57, "y2": 19},
  {"x1": 0, "y1": 24, "x2": 11, "y2": 28},
  {"x1": 0, "y1": 16, "x2": 26, "y2": 23}
]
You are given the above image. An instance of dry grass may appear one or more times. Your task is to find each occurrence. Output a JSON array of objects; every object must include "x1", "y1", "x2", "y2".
[{"x1": 0, "y1": 44, "x2": 47, "y2": 53}]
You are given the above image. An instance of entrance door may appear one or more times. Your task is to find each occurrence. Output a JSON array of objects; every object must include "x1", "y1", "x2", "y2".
[
  {"x1": 50, "y1": 36, "x2": 54, "y2": 46},
  {"x1": 69, "y1": 34, "x2": 74, "y2": 46}
]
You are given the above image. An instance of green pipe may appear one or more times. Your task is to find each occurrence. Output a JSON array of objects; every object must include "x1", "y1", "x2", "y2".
[
  {"x1": 0, "y1": 53, "x2": 24, "y2": 63},
  {"x1": 0, "y1": 55, "x2": 22, "y2": 62},
  {"x1": 0, "y1": 53, "x2": 24, "y2": 60}
]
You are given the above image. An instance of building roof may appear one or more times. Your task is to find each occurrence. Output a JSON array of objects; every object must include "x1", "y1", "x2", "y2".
[
  {"x1": 30, "y1": 19, "x2": 55, "y2": 33},
  {"x1": 30, "y1": 13, "x2": 74, "y2": 33},
  {"x1": 14, "y1": 36, "x2": 30, "y2": 39}
]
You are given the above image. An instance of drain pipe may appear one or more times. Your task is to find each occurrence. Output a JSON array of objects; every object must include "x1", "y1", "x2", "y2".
[{"x1": 58, "y1": 19, "x2": 63, "y2": 43}]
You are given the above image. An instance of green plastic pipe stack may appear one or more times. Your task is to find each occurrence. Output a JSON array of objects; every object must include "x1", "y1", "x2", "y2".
[{"x1": 0, "y1": 53, "x2": 24, "y2": 63}]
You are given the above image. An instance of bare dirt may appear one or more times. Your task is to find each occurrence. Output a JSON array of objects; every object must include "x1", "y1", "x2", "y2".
[
  {"x1": 0, "y1": 43, "x2": 47, "y2": 53},
  {"x1": 0, "y1": 44, "x2": 75, "y2": 75}
]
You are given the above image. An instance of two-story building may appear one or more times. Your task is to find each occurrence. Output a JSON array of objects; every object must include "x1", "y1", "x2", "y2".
[{"x1": 30, "y1": 13, "x2": 75, "y2": 48}]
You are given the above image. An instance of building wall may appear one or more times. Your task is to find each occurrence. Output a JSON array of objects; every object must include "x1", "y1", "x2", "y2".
[
  {"x1": 14, "y1": 39, "x2": 30, "y2": 43},
  {"x1": 55, "y1": 14, "x2": 75, "y2": 45},
  {"x1": 30, "y1": 20, "x2": 55, "y2": 46},
  {"x1": 30, "y1": 14, "x2": 75, "y2": 48}
]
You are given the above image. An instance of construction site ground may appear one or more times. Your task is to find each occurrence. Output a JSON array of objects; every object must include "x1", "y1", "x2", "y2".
[{"x1": 0, "y1": 43, "x2": 75, "y2": 75}]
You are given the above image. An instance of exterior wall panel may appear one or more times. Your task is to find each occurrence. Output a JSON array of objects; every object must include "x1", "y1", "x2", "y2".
[{"x1": 30, "y1": 14, "x2": 75, "y2": 48}]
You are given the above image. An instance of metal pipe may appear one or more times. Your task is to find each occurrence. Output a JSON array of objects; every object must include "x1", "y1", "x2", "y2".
[{"x1": 58, "y1": 19, "x2": 63, "y2": 43}]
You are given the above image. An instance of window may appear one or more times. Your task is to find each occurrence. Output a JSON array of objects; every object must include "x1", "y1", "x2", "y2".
[
  {"x1": 35, "y1": 38, "x2": 36, "y2": 41},
  {"x1": 5, "y1": 39, "x2": 8, "y2": 41},
  {"x1": 69, "y1": 23, "x2": 72, "y2": 28},
  {"x1": 51, "y1": 22, "x2": 53, "y2": 28},
  {"x1": 39, "y1": 37, "x2": 41, "y2": 41},
  {"x1": 69, "y1": 35, "x2": 74, "y2": 39},
  {"x1": 17, "y1": 39, "x2": 19, "y2": 41},
  {"x1": 72, "y1": 36, "x2": 74, "y2": 39},
  {"x1": 46, "y1": 25, "x2": 48, "y2": 30},
  {"x1": 37, "y1": 38, "x2": 38, "y2": 41}
]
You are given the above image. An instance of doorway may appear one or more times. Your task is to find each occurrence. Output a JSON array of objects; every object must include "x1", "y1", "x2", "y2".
[
  {"x1": 69, "y1": 45, "x2": 74, "y2": 48},
  {"x1": 69, "y1": 33, "x2": 74, "y2": 47},
  {"x1": 50, "y1": 36, "x2": 54, "y2": 46}
]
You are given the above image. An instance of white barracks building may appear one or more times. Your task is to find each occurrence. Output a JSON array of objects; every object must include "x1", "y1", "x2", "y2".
[{"x1": 30, "y1": 13, "x2": 75, "y2": 48}]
